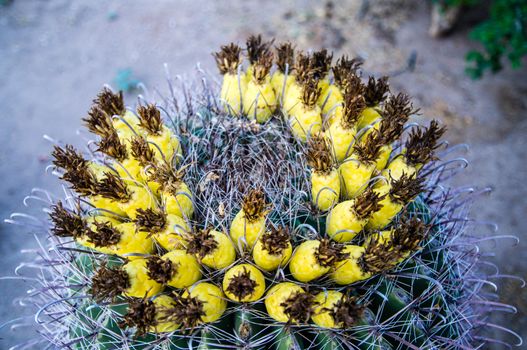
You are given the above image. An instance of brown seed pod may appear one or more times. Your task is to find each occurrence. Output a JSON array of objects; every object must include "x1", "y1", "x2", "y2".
[
  {"x1": 341, "y1": 94, "x2": 366, "y2": 129},
  {"x1": 146, "y1": 256, "x2": 175, "y2": 285},
  {"x1": 275, "y1": 42, "x2": 295, "y2": 74},
  {"x1": 135, "y1": 208, "x2": 167, "y2": 234},
  {"x1": 97, "y1": 130, "x2": 128, "y2": 162},
  {"x1": 51, "y1": 145, "x2": 89, "y2": 173},
  {"x1": 332, "y1": 56, "x2": 363, "y2": 89},
  {"x1": 316, "y1": 239, "x2": 349, "y2": 268},
  {"x1": 120, "y1": 297, "x2": 157, "y2": 337},
  {"x1": 49, "y1": 201, "x2": 88, "y2": 239},
  {"x1": 213, "y1": 43, "x2": 243, "y2": 75},
  {"x1": 91, "y1": 263, "x2": 130, "y2": 302},
  {"x1": 260, "y1": 226, "x2": 290, "y2": 256},
  {"x1": 94, "y1": 87, "x2": 125, "y2": 117},
  {"x1": 405, "y1": 119, "x2": 446, "y2": 166},
  {"x1": 363, "y1": 76, "x2": 390, "y2": 107},
  {"x1": 306, "y1": 135, "x2": 334, "y2": 175},
  {"x1": 226, "y1": 266, "x2": 258, "y2": 301},
  {"x1": 246, "y1": 34, "x2": 273, "y2": 65},
  {"x1": 186, "y1": 228, "x2": 219, "y2": 259},
  {"x1": 388, "y1": 173, "x2": 426, "y2": 204},
  {"x1": 83, "y1": 105, "x2": 115, "y2": 137},
  {"x1": 280, "y1": 291, "x2": 317, "y2": 324},
  {"x1": 241, "y1": 188, "x2": 269, "y2": 222},
  {"x1": 87, "y1": 220, "x2": 122, "y2": 247},
  {"x1": 137, "y1": 104, "x2": 163, "y2": 136},
  {"x1": 161, "y1": 293, "x2": 205, "y2": 331},
  {"x1": 329, "y1": 294, "x2": 365, "y2": 329},
  {"x1": 253, "y1": 49, "x2": 274, "y2": 84},
  {"x1": 96, "y1": 172, "x2": 131, "y2": 202},
  {"x1": 130, "y1": 136, "x2": 156, "y2": 167},
  {"x1": 353, "y1": 188, "x2": 385, "y2": 220},
  {"x1": 301, "y1": 78, "x2": 321, "y2": 109},
  {"x1": 353, "y1": 130, "x2": 384, "y2": 165},
  {"x1": 311, "y1": 49, "x2": 333, "y2": 80},
  {"x1": 294, "y1": 52, "x2": 314, "y2": 85}
]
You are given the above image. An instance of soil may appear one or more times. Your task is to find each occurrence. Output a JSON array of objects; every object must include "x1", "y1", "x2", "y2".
[{"x1": 1, "y1": 0, "x2": 525, "y2": 348}]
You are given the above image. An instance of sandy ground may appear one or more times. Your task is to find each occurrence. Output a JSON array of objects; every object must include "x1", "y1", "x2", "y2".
[{"x1": 0, "y1": 0, "x2": 525, "y2": 348}]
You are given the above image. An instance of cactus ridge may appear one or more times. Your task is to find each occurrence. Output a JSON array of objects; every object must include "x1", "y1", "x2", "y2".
[{"x1": 4, "y1": 38, "x2": 523, "y2": 350}]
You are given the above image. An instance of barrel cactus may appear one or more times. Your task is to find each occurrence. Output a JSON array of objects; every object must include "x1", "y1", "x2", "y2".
[{"x1": 5, "y1": 35, "x2": 522, "y2": 349}]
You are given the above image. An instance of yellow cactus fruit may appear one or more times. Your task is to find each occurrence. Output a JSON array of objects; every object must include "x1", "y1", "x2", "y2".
[
  {"x1": 325, "y1": 94, "x2": 365, "y2": 162},
  {"x1": 136, "y1": 104, "x2": 181, "y2": 164},
  {"x1": 271, "y1": 42, "x2": 296, "y2": 104},
  {"x1": 252, "y1": 227, "x2": 293, "y2": 271},
  {"x1": 289, "y1": 239, "x2": 348, "y2": 282},
  {"x1": 367, "y1": 174, "x2": 424, "y2": 230},
  {"x1": 357, "y1": 76, "x2": 389, "y2": 129},
  {"x1": 121, "y1": 295, "x2": 179, "y2": 335},
  {"x1": 223, "y1": 264, "x2": 266, "y2": 302},
  {"x1": 330, "y1": 245, "x2": 371, "y2": 285},
  {"x1": 147, "y1": 251, "x2": 201, "y2": 289},
  {"x1": 122, "y1": 258, "x2": 163, "y2": 297},
  {"x1": 339, "y1": 130, "x2": 385, "y2": 199},
  {"x1": 135, "y1": 209, "x2": 189, "y2": 251},
  {"x1": 80, "y1": 219, "x2": 154, "y2": 257},
  {"x1": 318, "y1": 84, "x2": 343, "y2": 117},
  {"x1": 306, "y1": 136, "x2": 340, "y2": 211},
  {"x1": 243, "y1": 50, "x2": 277, "y2": 123},
  {"x1": 118, "y1": 185, "x2": 156, "y2": 220},
  {"x1": 265, "y1": 282, "x2": 315, "y2": 324},
  {"x1": 184, "y1": 282, "x2": 227, "y2": 323},
  {"x1": 289, "y1": 79, "x2": 322, "y2": 142},
  {"x1": 327, "y1": 189, "x2": 385, "y2": 242},
  {"x1": 388, "y1": 120, "x2": 446, "y2": 181},
  {"x1": 187, "y1": 228, "x2": 236, "y2": 269},
  {"x1": 214, "y1": 43, "x2": 246, "y2": 115},
  {"x1": 162, "y1": 181, "x2": 194, "y2": 219},
  {"x1": 312, "y1": 291, "x2": 365, "y2": 328},
  {"x1": 230, "y1": 188, "x2": 269, "y2": 249}
]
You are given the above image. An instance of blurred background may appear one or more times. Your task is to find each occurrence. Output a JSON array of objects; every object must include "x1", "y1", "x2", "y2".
[{"x1": 0, "y1": 0, "x2": 525, "y2": 348}]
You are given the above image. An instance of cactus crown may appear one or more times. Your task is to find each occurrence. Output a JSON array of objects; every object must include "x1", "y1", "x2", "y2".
[
  {"x1": 241, "y1": 188, "x2": 268, "y2": 221},
  {"x1": 275, "y1": 42, "x2": 295, "y2": 73},
  {"x1": 405, "y1": 119, "x2": 447, "y2": 165},
  {"x1": 147, "y1": 256, "x2": 175, "y2": 284},
  {"x1": 49, "y1": 201, "x2": 87, "y2": 239},
  {"x1": 332, "y1": 56, "x2": 363, "y2": 89},
  {"x1": 301, "y1": 78, "x2": 321, "y2": 109},
  {"x1": 135, "y1": 208, "x2": 167, "y2": 233},
  {"x1": 363, "y1": 76, "x2": 390, "y2": 107},
  {"x1": 213, "y1": 43, "x2": 242, "y2": 75},
  {"x1": 389, "y1": 173, "x2": 426, "y2": 204},
  {"x1": 91, "y1": 263, "x2": 130, "y2": 301},
  {"x1": 281, "y1": 291, "x2": 317, "y2": 324},
  {"x1": 137, "y1": 104, "x2": 163, "y2": 135},
  {"x1": 121, "y1": 297, "x2": 157, "y2": 336},
  {"x1": 306, "y1": 135, "x2": 333, "y2": 174},
  {"x1": 97, "y1": 172, "x2": 131, "y2": 201},
  {"x1": 316, "y1": 239, "x2": 349, "y2": 267},
  {"x1": 186, "y1": 228, "x2": 219, "y2": 258},
  {"x1": 88, "y1": 221, "x2": 122, "y2": 247},
  {"x1": 252, "y1": 49, "x2": 273, "y2": 83},
  {"x1": 83, "y1": 105, "x2": 114, "y2": 137},
  {"x1": 341, "y1": 93, "x2": 366, "y2": 129},
  {"x1": 260, "y1": 226, "x2": 290, "y2": 255},
  {"x1": 353, "y1": 188, "x2": 385, "y2": 220},
  {"x1": 225, "y1": 266, "x2": 257, "y2": 300},
  {"x1": 94, "y1": 87, "x2": 125, "y2": 116}
]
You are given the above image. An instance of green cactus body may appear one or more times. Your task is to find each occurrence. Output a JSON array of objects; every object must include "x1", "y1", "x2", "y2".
[{"x1": 4, "y1": 36, "x2": 521, "y2": 350}]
